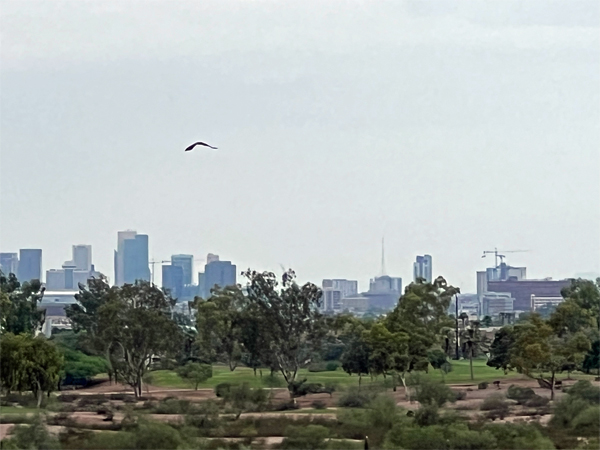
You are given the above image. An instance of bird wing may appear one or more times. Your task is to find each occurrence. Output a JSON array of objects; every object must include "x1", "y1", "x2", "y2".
[{"x1": 184, "y1": 141, "x2": 218, "y2": 151}]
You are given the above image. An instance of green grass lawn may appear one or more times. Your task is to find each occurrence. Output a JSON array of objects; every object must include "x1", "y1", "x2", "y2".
[
  {"x1": 0, "y1": 406, "x2": 41, "y2": 415},
  {"x1": 150, "y1": 360, "x2": 522, "y2": 390}
]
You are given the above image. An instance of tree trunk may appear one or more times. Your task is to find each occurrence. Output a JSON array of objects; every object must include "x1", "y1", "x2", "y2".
[
  {"x1": 358, "y1": 375, "x2": 362, "y2": 392},
  {"x1": 550, "y1": 372, "x2": 555, "y2": 401},
  {"x1": 400, "y1": 373, "x2": 410, "y2": 402},
  {"x1": 35, "y1": 381, "x2": 43, "y2": 408},
  {"x1": 469, "y1": 347, "x2": 474, "y2": 381}
]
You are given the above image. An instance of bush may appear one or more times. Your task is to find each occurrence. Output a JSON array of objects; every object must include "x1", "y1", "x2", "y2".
[
  {"x1": 307, "y1": 362, "x2": 328, "y2": 372},
  {"x1": 184, "y1": 400, "x2": 221, "y2": 430},
  {"x1": 456, "y1": 390, "x2": 467, "y2": 401},
  {"x1": 550, "y1": 396, "x2": 591, "y2": 429},
  {"x1": 0, "y1": 414, "x2": 36, "y2": 425},
  {"x1": 337, "y1": 389, "x2": 372, "y2": 408},
  {"x1": 571, "y1": 406, "x2": 600, "y2": 435},
  {"x1": 154, "y1": 398, "x2": 191, "y2": 414},
  {"x1": 214, "y1": 383, "x2": 236, "y2": 398},
  {"x1": 414, "y1": 379, "x2": 456, "y2": 407},
  {"x1": 272, "y1": 401, "x2": 300, "y2": 411},
  {"x1": 480, "y1": 394, "x2": 510, "y2": 420},
  {"x1": 326, "y1": 362, "x2": 339, "y2": 371},
  {"x1": 312, "y1": 400, "x2": 327, "y2": 410},
  {"x1": 506, "y1": 385, "x2": 536, "y2": 404},
  {"x1": 524, "y1": 395, "x2": 550, "y2": 408},
  {"x1": 262, "y1": 374, "x2": 285, "y2": 388},
  {"x1": 566, "y1": 380, "x2": 600, "y2": 405},
  {"x1": 1, "y1": 415, "x2": 61, "y2": 449},
  {"x1": 483, "y1": 423, "x2": 555, "y2": 450},
  {"x1": 280, "y1": 424, "x2": 329, "y2": 450},
  {"x1": 478, "y1": 381, "x2": 489, "y2": 390},
  {"x1": 415, "y1": 404, "x2": 440, "y2": 426},
  {"x1": 133, "y1": 420, "x2": 183, "y2": 449}
]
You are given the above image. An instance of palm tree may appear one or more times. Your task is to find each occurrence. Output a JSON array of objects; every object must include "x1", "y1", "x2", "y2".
[{"x1": 461, "y1": 321, "x2": 484, "y2": 381}]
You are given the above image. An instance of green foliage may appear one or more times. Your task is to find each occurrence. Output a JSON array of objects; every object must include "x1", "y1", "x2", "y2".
[
  {"x1": 175, "y1": 362, "x2": 213, "y2": 390},
  {"x1": 325, "y1": 362, "x2": 339, "y2": 371},
  {"x1": 215, "y1": 382, "x2": 236, "y2": 397},
  {"x1": 506, "y1": 385, "x2": 536, "y2": 404},
  {"x1": 337, "y1": 387, "x2": 374, "y2": 408},
  {"x1": 133, "y1": 420, "x2": 183, "y2": 449},
  {"x1": 481, "y1": 316, "x2": 493, "y2": 327},
  {"x1": 582, "y1": 339, "x2": 600, "y2": 373},
  {"x1": 571, "y1": 406, "x2": 600, "y2": 435},
  {"x1": 480, "y1": 394, "x2": 510, "y2": 420},
  {"x1": 483, "y1": 423, "x2": 555, "y2": 449},
  {"x1": 280, "y1": 425, "x2": 330, "y2": 450},
  {"x1": 222, "y1": 382, "x2": 269, "y2": 418},
  {"x1": 0, "y1": 333, "x2": 63, "y2": 406},
  {"x1": 384, "y1": 277, "x2": 459, "y2": 389},
  {"x1": 337, "y1": 395, "x2": 402, "y2": 446},
  {"x1": 195, "y1": 286, "x2": 245, "y2": 370},
  {"x1": 478, "y1": 381, "x2": 489, "y2": 389},
  {"x1": 1, "y1": 415, "x2": 61, "y2": 450},
  {"x1": 384, "y1": 422, "x2": 497, "y2": 450},
  {"x1": 487, "y1": 326, "x2": 516, "y2": 374},
  {"x1": 68, "y1": 280, "x2": 181, "y2": 397},
  {"x1": 566, "y1": 380, "x2": 600, "y2": 404},
  {"x1": 414, "y1": 404, "x2": 441, "y2": 427},
  {"x1": 550, "y1": 396, "x2": 592, "y2": 429},
  {"x1": 0, "y1": 272, "x2": 45, "y2": 335},
  {"x1": 411, "y1": 376, "x2": 456, "y2": 407},
  {"x1": 242, "y1": 269, "x2": 326, "y2": 395}
]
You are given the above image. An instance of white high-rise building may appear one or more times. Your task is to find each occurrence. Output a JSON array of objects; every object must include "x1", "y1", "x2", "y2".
[
  {"x1": 321, "y1": 279, "x2": 359, "y2": 312},
  {"x1": 114, "y1": 230, "x2": 138, "y2": 286},
  {"x1": 72, "y1": 245, "x2": 92, "y2": 271},
  {"x1": 413, "y1": 255, "x2": 433, "y2": 283}
]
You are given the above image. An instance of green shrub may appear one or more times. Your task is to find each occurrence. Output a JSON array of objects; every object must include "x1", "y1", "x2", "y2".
[
  {"x1": 68, "y1": 430, "x2": 136, "y2": 449},
  {"x1": 184, "y1": 400, "x2": 221, "y2": 431},
  {"x1": 550, "y1": 396, "x2": 591, "y2": 429},
  {"x1": 307, "y1": 362, "x2": 328, "y2": 372},
  {"x1": 272, "y1": 401, "x2": 300, "y2": 411},
  {"x1": 483, "y1": 423, "x2": 555, "y2": 450},
  {"x1": 337, "y1": 388, "x2": 372, "y2": 408},
  {"x1": 478, "y1": 381, "x2": 489, "y2": 390},
  {"x1": 572, "y1": 406, "x2": 600, "y2": 435},
  {"x1": 262, "y1": 374, "x2": 285, "y2": 388},
  {"x1": 480, "y1": 394, "x2": 509, "y2": 420},
  {"x1": 524, "y1": 395, "x2": 550, "y2": 408},
  {"x1": 280, "y1": 424, "x2": 330, "y2": 450},
  {"x1": 1, "y1": 415, "x2": 61, "y2": 449},
  {"x1": 566, "y1": 380, "x2": 600, "y2": 405},
  {"x1": 0, "y1": 414, "x2": 36, "y2": 425},
  {"x1": 154, "y1": 398, "x2": 191, "y2": 414},
  {"x1": 414, "y1": 379, "x2": 456, "y2": 407},
  {"x1": 312, "y1": 400, "x2": 327, "y2": 410},
  {"x1": 456, "y1": 391, "x2": 467, "y2": 401},
  {"x1": 326, "y1": 362, "x2": 339, "y2": 371},
  {"x1": 214, "y1": 382, "x2": 236, "y2": 398},
  {"x1": 415, "y1": 404, "x2": 440, "y2": 427},
  {"x1": 506, "y1": 385, "x2": 536, "y2": 404},
  {"x1": 133, "y1": 420, "x2": 183, "y2": 449}
]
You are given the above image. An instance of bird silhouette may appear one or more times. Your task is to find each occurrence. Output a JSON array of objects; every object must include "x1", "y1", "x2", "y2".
[{"x1": 185, "y1": 141, "x2": 218, "y2": 151}]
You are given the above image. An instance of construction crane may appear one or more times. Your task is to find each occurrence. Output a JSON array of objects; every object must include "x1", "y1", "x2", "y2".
[
  {"x1": 149, "y1": 258, "x2": 206, "y2": 284},
  {"x1": 482, "y1": 248, "x2": 529, "y2": 268}
]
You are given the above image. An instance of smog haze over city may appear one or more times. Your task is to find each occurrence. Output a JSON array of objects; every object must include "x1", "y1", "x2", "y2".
[{"x1": 1, "y1": 0, "x2": 598, "y2": 291}]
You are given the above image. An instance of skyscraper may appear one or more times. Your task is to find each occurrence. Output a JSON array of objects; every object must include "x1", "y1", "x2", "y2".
[
  {"x1": 18, "y1": 249, "x2": 42, "y2": 282},
  {"x1": 123, "y1": 234, "x2": 150, "y2": 284},
  {"x1": 162, "y1": 264, "x2": 184, "y2": 299},
  {"x1": 171, "y1": 254, "x2": 193, "y2": 286},
  {"x1": 202, "y1": 260, "x2": 236, "y2": 298},
  {"x1": 0, "y1": 253, "x2": 19, "y2": 275},
  {"x1": 413, "y1": 254, "x2": 433, "y2": 283},
  {"x1": 72, "y1": 245, "x2": 92, "y2": 271},
  {"x1": 114, "y1": 230, "x2": 137, "y2": 285},
  {"x1": 114, "y1": 231, "x2": 150, "y2": 285}
]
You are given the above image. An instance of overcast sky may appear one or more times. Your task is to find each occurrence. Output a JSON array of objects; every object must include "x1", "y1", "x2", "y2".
[{"x1": 1, "y1": 0, "x2": 598, "y2": 291}]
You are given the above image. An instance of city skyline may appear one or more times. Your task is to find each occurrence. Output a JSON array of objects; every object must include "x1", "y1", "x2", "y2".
[{"x1": 1, "y1": 1, "x2": 598, "y2": 292}]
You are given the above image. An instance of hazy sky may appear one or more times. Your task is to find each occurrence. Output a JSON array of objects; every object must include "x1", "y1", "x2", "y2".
[{"x1": 1, "y1": 0, "x2": 598, "y2": 291}]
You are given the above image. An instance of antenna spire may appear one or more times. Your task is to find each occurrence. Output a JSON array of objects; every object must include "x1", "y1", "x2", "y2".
[{"x1": 381, "y1": 237, "x2": 387, "y2": 276}]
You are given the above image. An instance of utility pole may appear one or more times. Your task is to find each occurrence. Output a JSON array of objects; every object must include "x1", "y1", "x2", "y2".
[{"x1": 455, "y1": 294, "x2": 460, "y2": 360}]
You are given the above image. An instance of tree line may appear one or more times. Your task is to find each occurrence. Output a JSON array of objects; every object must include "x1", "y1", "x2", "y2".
[{"x1": 1, "y1": 267, "x2": 599, "y2": 402}]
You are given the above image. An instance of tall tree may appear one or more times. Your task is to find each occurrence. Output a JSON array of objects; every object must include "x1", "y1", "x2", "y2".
[
  {"x1": 510, "y1": 314, "x2": 590, "y2": 400},
  {"x1": 242, "y1": 269, "x2": 325, "y2": 398},
  {"x1": 0, "y1": 333, "x2": 63, "y2": 407},
  {"x1": 0, "y1": 271, "x2": 45, "y2": 335},
  {"x1": 460, "y1": 321, "x2": 488, "y2": 380},
  {"x1": 384, "y1": 276, "x2": 458, "y2": 394},
  {"x1": 487, "y1": 325, "x2": 516, "y2": 374},
  {"x1": 195, "y1": 285, "x2": 245, "y2": 371},
  {"x1": 68, "y1": 280, "x2": 181, "y2": 397}
]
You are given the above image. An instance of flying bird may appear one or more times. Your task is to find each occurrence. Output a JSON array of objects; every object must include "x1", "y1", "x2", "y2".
[{"x1": 185, "y1": 141, "x2": 218, "y2": 152}]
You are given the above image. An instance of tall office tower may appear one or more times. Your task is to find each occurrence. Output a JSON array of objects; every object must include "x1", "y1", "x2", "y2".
[
  {"x1": 72, "y1": 245, "x2": 92, "y2": 271},
  {"x1": 413, "y1": 254, "x2": 433, "y2": 283},
  {"x1": 45, "y1": 269, "x2": 66, "y2": 290},
  {"x1": 0, "y1": 253, "x2": 19, "y2": 275},
  {"x1": 162, "y1": 265, "x2": 184, "y2": 299},
  {"x1": 206, "y1": 253, "x2": 220, "y2": 264},
  {"x1": 171, "y1": 254, "x2": 194, "y2": 286},
  {"x1": 114, "y1": 231, "x2": 150, "y2": 285},
  {"x1": 203, "y1": 259, "x2": 236, "y2": 298},
  {"x1": 18, "y1": 249, "x2": 42, "y2": 282}
]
